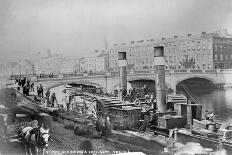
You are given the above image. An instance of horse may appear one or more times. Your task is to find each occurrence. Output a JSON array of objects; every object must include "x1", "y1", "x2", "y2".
[{"x1": 20, "y1": 125, "x2": 51, "y2": 155}]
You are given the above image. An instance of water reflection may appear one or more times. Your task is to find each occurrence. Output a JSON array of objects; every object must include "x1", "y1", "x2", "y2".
[{"x1": 190, "y1": 88, "x2": 232, "y2": 123}]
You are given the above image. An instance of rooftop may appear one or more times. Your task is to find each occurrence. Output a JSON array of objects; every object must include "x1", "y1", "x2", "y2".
[{"x1": 108, "y1": 29, "x2": 232, "y2": 50}]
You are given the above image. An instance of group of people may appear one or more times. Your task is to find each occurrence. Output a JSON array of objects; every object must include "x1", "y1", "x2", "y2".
[
  {"x1": 14, "y1": 77, "x2": 59, "y2": 108},
  {"x1": 15, "y1": 76, "x2": 35, "y2": 96},
  {"x1": 43, "y1": 90, "x2": 58, "y2": 108}
]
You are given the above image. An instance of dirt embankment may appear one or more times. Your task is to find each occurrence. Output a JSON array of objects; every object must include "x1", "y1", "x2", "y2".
[{"x1": 0, "y1": 88, "x2": 128, "y2": 155}]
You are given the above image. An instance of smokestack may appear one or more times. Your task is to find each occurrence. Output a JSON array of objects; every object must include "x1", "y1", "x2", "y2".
[
  {"x1": 118, "y1": 52, "x2": 127, "y2": 101},
  {"x1": 153, "y1": 46, "x2": 166, "y2": 113}
]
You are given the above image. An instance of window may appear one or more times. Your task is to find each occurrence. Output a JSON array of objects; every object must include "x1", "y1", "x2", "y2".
[
  {"x1": 202, "y1": 54, "x2": 205, "y2": 61},
  {"x1": 231, "y1": 54, "x2": 232, "y2": 59},
  {"x1": 207, "y1": 54, "x2": 212, "y2": 61},
  {"x1": 225, "y1": 55, "x2": 228, "y2": 60},
  {"x1": 214, "y1": 45, "x2": 217, "y2": 50},
  {"x1": 198, "y1": 46, "x2": 201, "y2": 51},
  {"x1": 197, "y1": 54, "x2": 200, "y2": 61},
  {"x1": 208, "y1": 45, "x2": 211, "y2": 50},
  {"x1": 208, "y1": 64, "x2": 211, "y2": 69},
  {"x1": 220, "y1": 45, "x2": 223, "y2": 50},
  {"x1": 220, "y1": 54, "x2": 223, "y2": 61},
  {"x1": 203, "y1": 46, "x2": 206, "y2": 50}
]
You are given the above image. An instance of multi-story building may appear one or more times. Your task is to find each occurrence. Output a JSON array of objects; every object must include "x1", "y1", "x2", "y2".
[
  {"x1": 213, "y1": 34, "x2": 232, "y2": 69},
  {"x1": 108, "y1": 29, "x2": 232, "y2": 71},
  {"x1": 79, "y1": 50, "x2": 109, "y2": 73},
  {"x1": 34, "y1": 51, "x2": 64, "y2": 74},
  {"x1": 60, "y1": 58, "x2": 80, "y2": 73}
]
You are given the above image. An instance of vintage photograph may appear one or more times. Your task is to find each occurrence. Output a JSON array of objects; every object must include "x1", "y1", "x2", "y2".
[{"x1": 0, "y1": 0, "x2": 232, "y2": 154}]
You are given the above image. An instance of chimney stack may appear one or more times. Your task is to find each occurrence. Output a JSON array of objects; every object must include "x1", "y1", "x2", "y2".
[
  {"x1": 174, "y1": 36, "x2": 178, "y2": 39},
  {"x1": 161, "y1": 38, "x2": 166, "y2": 41},
  {"x1": 202, "y1": 32, "x2": 206, "y2": 35},
  {"x1": 118, "y1": 52, "x2": 127, "y2": 101},
  {"x1": 187, "y1": 34, "x2": 192, "y2": 37},
  {"x1": 153, "y1": 46, "x2": 166, "y2": 113}
]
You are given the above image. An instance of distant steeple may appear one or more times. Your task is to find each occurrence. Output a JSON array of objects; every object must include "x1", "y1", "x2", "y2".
[{"x1": 104, "y1": 35, "x2": 108, "y2": 50}]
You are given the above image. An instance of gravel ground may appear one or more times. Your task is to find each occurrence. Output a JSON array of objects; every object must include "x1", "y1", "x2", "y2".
[{"x1": 40, "y1": 115, "x2": 128, "y2": 155}]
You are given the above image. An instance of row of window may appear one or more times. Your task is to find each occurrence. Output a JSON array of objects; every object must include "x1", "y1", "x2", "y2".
[
  {"x1": 214, "y1": 54, "x2": 232, "y2": 61},
  {"x1": 214, "y1": 44, "x2": 232, "y2": 51},
  {"x1": 109, "y1": 44, "x2": 212, "y2": 58},
  {"x1": 167, "y1": 54, "x2": 212, "y2": 62},
  {"x1": 166, "y1": 45, "x2": 211, "y2": 53}
]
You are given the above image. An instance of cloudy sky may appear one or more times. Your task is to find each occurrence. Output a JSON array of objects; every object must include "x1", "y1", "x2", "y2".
[{"x1": 0, "y1": 0, "x2": 232, "y2": 60}]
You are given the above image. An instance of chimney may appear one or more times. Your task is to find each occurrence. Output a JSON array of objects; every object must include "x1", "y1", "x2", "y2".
[
  {"x1": 153, "y1": 46, "x2": 166, "y2": 113},
  {"x1": 118, "y1": 52, "x2": 127, "y2": 101},
  {"x1": 174, "y1": 36, "x2": 178, "y2": 39},
  {"x1": 202, "y1": 32, "x2": 206, "y2": 35},
  {"x1": 187, "y1": 34, "x2": 192, "y2": 37},
  {"x1": 161, "y1": 38, "x2": 166, "y2": 41},
  {"x1": 131, "y1": 41, "x2": 135, "y2": 44}
]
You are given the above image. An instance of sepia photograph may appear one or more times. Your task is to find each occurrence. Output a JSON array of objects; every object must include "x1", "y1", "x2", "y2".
[{"x1": 0, "y1": 0, "x2": 232, "y2": 154}]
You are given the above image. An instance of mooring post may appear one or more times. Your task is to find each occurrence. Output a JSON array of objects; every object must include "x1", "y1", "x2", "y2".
[
  {"x1": 118, "y1": 52, "x2": 127, "y2": 101},
  {"x1": 154, "y1": 46, "x2": 166, "y2": 113}
]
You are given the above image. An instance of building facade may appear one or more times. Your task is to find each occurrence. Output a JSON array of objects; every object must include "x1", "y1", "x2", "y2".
[
  {"x1": 60, "y1": 58, "x2": 80, "y2": 73},
  {"x1": 213, "y1": 36, "x2": 232, "y2": 69},
  {"x1": 108, "y1": 30, "x2": 232, "y2": 71},
  {"x1": 34, "y1": 52, "x2": 64, "y2": 74},
  {"x1": 79, "y1": 56, "x2": 108, "y2": 73}
]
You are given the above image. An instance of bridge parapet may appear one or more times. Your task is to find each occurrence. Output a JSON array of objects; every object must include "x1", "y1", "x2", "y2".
[{"x1": 10, "y1": 69, "x2": 226, "y2": 81}]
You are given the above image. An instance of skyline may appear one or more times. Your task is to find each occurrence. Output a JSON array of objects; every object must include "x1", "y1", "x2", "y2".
[{"x1": 0, "y1": 0, "x2": 232, "y2": 61}]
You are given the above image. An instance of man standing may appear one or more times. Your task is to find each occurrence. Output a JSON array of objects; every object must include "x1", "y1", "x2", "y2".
[{"x1": 50, "y1": 93, "x2": 57, "y2": 108}]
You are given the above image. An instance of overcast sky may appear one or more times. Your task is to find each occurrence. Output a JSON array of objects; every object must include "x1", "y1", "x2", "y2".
[{"x1": 0, "y1": 0, "x2": 232, "y2": 60}]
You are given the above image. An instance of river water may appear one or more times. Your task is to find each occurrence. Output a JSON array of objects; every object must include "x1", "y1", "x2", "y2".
[{"x1": 193, "y1": 88, "x2": 232, "y2": 123}]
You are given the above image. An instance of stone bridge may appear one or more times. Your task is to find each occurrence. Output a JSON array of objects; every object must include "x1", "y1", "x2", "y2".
[{"x1": 30, "y1": 69, "x2": 232, "y2": 93}]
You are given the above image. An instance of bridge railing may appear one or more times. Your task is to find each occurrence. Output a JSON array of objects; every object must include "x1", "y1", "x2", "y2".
[{"x1": 10, "y1": 69, "x2": 232, "y2": 81}]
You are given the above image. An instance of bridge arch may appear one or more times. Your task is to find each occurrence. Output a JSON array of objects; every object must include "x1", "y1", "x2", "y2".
[
  {"x1": 175, "y1": 76, "x2": 217, "y2": 96},
  {"x1": 176, "y1": 75, "x2": 217, "y2": 86},
  {"x1": 44, "y1": 80, "x2": 102, "y2": 91}
]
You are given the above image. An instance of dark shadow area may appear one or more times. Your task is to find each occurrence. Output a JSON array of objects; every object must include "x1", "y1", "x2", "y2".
[
  {"x1": 176, "y1": 77, "x2": 216, "y2": 96},
  {"x1": 129, "y1": 79, "x2": 156, "y2": 93}
]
